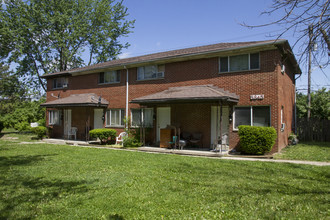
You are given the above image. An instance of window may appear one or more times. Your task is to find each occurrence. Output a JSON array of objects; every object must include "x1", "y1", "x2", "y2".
[
  {"x1": 106, "y1": 109, "x2": 125, "y2": 127},
  {"x1": 234, "y1": 106, "x2": 270, "y2": 129},
  {"x1": 131, "y1": 108, "x2": 154, "y2": 127},
  {"x1": 219, "y1": 53, "x2": 259, "y2": 72},
  {"x1": 49, "y1": 110, "x2": 60, "y2": 125},
  {"x1": 53, "y1": 77, "x2": 68, "y2": 89},
  {"x1": 99, "y1": 70, "x2": 120, "y2": 84},
  {"x1": 137, "y1": 64, "x2": 165, "y2": 80}
]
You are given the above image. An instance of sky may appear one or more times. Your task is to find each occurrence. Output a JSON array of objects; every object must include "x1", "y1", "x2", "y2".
[{"x1": 116, "y1": 0, "x2": 329, "y2": 92}]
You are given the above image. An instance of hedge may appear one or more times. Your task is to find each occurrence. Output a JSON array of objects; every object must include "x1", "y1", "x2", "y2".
[
  {"x1": 89, "y1": 128, "x2": 116, "y2": 145},
  {"x1": 238, "y1": 125, "x2": 277, "y2": 155}
]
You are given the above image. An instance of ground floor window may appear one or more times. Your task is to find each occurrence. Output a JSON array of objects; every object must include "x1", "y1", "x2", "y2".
[
  {"x1": 234, "y1": 106, "x2": 270, "y2": 129},
  {"x1": 106, "y1": 109, "x2": 125, "y2": 127},
  {"x1": 131, "y1": 108, "x2": 154, "y2": 127},
  {"x1": 49, "y1": 110, "x2": 60, "y2": 125}
]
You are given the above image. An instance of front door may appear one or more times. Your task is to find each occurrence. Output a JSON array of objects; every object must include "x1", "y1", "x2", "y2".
[
  {"x1": 94, "y1": 109, "x2": 104, "y2": 129},
  {"x1": 211, "y1": 106, "x2": 229, "y2": 147},
  {"x1": 64, "y1": 109, "x2": 72, "y2": 139},
  {"x1": 157, "y1": 107, "x2": 171, "y2": 142}
]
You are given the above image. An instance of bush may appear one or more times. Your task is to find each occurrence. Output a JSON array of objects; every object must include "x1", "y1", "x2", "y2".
[
  {"x1": 31, "y1": 126, "x2": 47, "y2": 139},
  {"x1": 122, "y1": 136, "x2": 141, "y2": 148},
  {"x1": 89, "y1": 128, "x2": 116, "y2": 145},
  {"x1": 238, "y1": 125, "x2": 277, "y2": 155},
  {"x1": 15, "y1": 121, "x2": 30, "y2": 132}
]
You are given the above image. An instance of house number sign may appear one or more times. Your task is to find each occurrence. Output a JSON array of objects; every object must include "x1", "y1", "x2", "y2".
[{"x1": 250, "y1": 94, "x2": 264, "y2": 100}]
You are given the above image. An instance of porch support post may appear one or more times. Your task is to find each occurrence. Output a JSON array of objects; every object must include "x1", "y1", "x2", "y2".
[{"x1": 219, "y1": 100, "x2": 223, "y2": 152}]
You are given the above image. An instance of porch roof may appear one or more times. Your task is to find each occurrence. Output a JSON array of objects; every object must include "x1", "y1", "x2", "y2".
[
  {"x1": 40, "y1": 93, "x2": 109, "y2": 108},
  {"x1": 130, "y1": 85, "x2": 239, "y2": 104}
]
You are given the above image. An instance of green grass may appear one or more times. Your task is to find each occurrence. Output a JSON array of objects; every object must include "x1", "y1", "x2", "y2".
[
  {"x1": 0, "y1": 139, "x2": 329, "y2": 219},
  {"x1": 274, "y1": 142, "x2": 330, "y2": 162}
]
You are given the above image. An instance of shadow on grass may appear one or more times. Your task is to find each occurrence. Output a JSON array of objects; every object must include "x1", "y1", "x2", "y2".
[
  {"x1": 108, "y1": 214, "x2": 125, "y2": 220},
  {"x1": 0, "y1": 154, "x2": 91, "y2": 219}
]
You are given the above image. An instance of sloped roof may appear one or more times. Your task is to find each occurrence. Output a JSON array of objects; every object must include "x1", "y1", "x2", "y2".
[
  {"x1": 42, "y1": 39, "x2": 301, "y2": 78},
  {"x1": 130, "y1": 85, "x2": 239, "y2": 104},
  {"x1": 40, "y1": 93, "x2": 109, "y2": 107}
]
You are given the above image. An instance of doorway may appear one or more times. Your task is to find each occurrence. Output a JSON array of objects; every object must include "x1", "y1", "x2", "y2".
[
  {"x1": 94, "y1": 109, "x2": 104, "y2": 129},
  {"x1": 211, "y1": 106, "x2": 229, "y2": 147},
  {"x1": 156, "y1": 107, "x2": 171, "y2": 142}
]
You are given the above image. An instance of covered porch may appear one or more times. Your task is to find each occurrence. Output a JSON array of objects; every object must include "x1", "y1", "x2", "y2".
[
  {"x1": 41, "y1": 93, "x2": 109, "y2": 141},
  {"x1": 131, "y1": 85, "x2": 239, "y2": 150}
]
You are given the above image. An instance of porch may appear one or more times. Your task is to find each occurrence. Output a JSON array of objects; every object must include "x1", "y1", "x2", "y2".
[
  {"x1": 131, "y1": 85, "x2": 239, "y2": 150},
  {"x1": 41, "y1": 93, "x2": 108, "y2": 141}
]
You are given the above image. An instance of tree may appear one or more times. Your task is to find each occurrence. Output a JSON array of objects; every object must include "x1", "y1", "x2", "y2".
[
  {"x1": 0, "y1": 0, "x2": 135, "y2": 91},
  {"x1": 0, "y1": 62, "x2": 27, "y2": 101},
  {"x1": 296, "y1": 88, "x2": 330, "y2": 119},
  {"x1": 241, "y1": 0, "x2": 329, "y2": 67}
]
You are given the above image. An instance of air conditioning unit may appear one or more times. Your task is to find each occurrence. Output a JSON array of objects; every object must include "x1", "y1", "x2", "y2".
[
  {"x1": 281, "y1": 64, "x2": 285, "y2": 74},
  {"x1": 281, "y1": 123, "x2": 285, "y2": 131},
  {"x1": 62, "y1": 84, "x2": 68, "y2": 88},
  {"x1": 157, "y1": 72, "x2": 164, "y2": 78}
]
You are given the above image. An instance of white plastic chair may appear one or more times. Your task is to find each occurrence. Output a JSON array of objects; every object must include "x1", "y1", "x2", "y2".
[
  {"x1": 116, "y1": 132, "x2": 127, "y2": 145},
  {"x1": 68, "y1": 127, "x2": 78, "y2": 140}
]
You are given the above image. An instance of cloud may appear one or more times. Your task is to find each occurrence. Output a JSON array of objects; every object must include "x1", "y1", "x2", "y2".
[
  {"x1": 118, "y1": 52, "x2": 132, "y2": 59},
  {"x1": 156, "y1": 42, "x2": 161, "y2": 47}
]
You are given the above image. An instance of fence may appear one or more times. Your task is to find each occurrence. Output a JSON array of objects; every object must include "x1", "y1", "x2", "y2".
[{"x1": 297, "y1": 118, "x2": 330, "y2": 142}]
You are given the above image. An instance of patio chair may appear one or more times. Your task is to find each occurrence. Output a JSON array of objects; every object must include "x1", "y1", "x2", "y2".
[
  {"x1": 68, "y1": 127, "x2": 78, "y2": 140},
  {"x1": 168, "y1": 136, "x2": 178, "y2": 149},
  {"x1": 190, "y1": 132, "x2": 202, "y2": 148},
  {"x1": 116, "y1": 132, "x2": 127, "y2": 145}
]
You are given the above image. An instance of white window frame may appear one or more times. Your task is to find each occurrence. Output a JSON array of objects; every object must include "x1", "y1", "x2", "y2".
[
  {"x1": 137, "y1": 64, "x2": 165, "y2": 81},
  {"x1": 49, "y1": 110, "x2": 60, "y2": 125},
  {"x1": 219, "y1": 52, "x2": 260, "y2": 73},
  {"x1": 53, "y1": 77, "x2": 68, "y2": 89},
  {"x1": 99, "y1": 70, "x2": 121, "y2": 84},
  {"x1": 233, "y1": 105, "x2": 271, "y2": 130},
  {"x1": 131, "y1": 108, "x2": 154, "y2": 128},
  {"x1": 106, "y1": 109, "x2": 125, "y2": 127}
]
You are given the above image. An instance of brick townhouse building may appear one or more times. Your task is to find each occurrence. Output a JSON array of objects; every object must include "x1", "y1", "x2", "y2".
[{"x1": 41, "y1": 39, "x2": 301, "y2": 153}]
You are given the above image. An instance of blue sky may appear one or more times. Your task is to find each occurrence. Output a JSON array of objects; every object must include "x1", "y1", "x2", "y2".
[{"x1": 117, "y1": 0, "x2": 329, "y2": 92}]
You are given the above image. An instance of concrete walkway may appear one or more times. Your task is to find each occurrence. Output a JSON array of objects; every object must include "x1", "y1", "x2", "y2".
[{"x1": 42, "y1": 139, "x2": 330, "y2": 167}]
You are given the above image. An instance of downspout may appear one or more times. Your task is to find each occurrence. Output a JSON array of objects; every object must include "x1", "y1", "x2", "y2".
[
  {"x1": 294, "y1": 87, "x2": 297, "y2": 134},
  {"x1": 124, "y1": 66, "x2": 129, "y2": 127}
]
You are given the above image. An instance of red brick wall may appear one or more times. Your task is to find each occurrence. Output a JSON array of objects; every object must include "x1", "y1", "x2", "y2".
[{"x1": 45, "y1": 49, "x2": 296, "y2": 152}]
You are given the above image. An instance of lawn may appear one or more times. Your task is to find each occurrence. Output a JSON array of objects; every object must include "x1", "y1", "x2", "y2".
[
  {"x1": 0, "y1": 138, "x2": 329, "y2": 219},
  {"x1": 274, "y1": 142, "x2": 330, "y2": 162}
]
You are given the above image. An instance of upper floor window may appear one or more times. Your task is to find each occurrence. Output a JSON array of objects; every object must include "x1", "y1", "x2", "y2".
[
  {"x1": 131, "y1": 108, "x2": 154, "y2": 127},
  {"x1": 233, "y1": 106, "x2": 270, "y2": 130},
  {"x1": 137, "y1": 64, "x2": 165, "y2": 80},
  {"x1": 219, "y1": 53, "x2": 259, "y2": 73},
  {"x1": 53, "y1": 77, "x2": 68, "y2": 89},
  {"x1": 99, "y1": 70, "x2": 121, "y2": 84}
]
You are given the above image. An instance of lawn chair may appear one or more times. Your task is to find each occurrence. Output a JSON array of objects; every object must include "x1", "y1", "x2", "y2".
[
  {"x1": 190, "y1": 132, "x2": 202, "y2": 148},
  {"x1": 68, "y1": 127, "x2": 78, "y2": 140},
  {"x1": 116, "y1": 132, "x2": 127, "y2": 145}
]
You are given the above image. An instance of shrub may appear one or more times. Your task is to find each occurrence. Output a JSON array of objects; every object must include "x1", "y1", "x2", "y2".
[
  {"x1": 15, "y1": 121, "x2": 30, "y2": 132},
  {"x1": 31, "y1": 126, "x2": 47, "y2": 139},
  {"x1": 89, "y1": 128, "x2": 116, "y2": 145},
  {"x1": 238, "y1": 125, "x2": 277, "y2": 155},
  {"x1": 122, "y1": 135, "x2": 141, "y2": 148}
]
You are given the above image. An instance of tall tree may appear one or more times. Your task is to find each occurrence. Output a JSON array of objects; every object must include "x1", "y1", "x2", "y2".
[
  {"x1": 241, "y1": 0, "x2": 329, "y2": 67},
  {"x1": 0, "y1": 0, "x2": 135, "y2": 91},
  {"x1": 296, "y1": 88, "x2": 330, "y2": 119}
]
